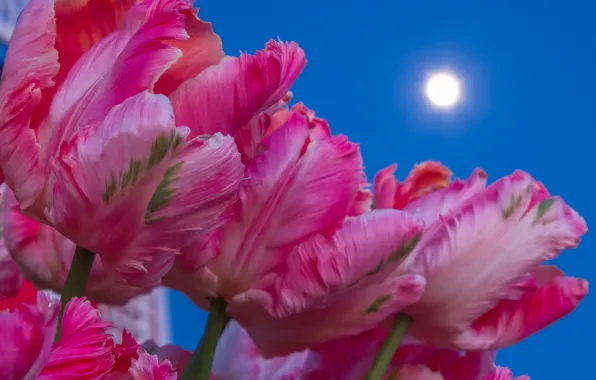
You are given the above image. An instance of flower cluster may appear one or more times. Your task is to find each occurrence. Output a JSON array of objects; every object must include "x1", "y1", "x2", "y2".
[{"x1": 0, "y1": 0, "x2": 588, "y2": 379}]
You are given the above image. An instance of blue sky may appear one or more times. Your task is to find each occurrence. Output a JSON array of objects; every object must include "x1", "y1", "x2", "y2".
[
  {"x1": 170, "y1": 1, "x2": 596, "y2": 378},
  {"x1": 1, "y1": 0, "x2": 593, "y2": 377}
]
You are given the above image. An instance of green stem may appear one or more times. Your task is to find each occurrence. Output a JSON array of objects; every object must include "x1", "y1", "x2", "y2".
[
  {"x1": 366, "y1": 313, "x2": 413, "y2": 380},
  {"x1": 55, "y1": 246, "x2": 96, "y2": 342},
  {"x1": 182, "y1": 298, "x2": 228, "y2": 380}
]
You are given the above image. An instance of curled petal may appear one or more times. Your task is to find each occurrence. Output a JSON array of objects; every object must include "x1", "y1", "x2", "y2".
[
  {"x1": 48, "y1": 92, "x2": 183, "y2": 280},
  {"x1": 231, "y1": 210, "x2": 425, "y2": 356},
  {"x1": 170, "y1": 40, "x2": 306, "y2": 138},
  {"x1": 154, "y1": 9, "x2": 224, "y2": 95},
  {"x1": 391, "y1": 365, "x2": 445, "y2": 380},
  {"x1": 457, "y1": 275, "x2": 588, "y2": 350},
  {"x1": 0, "y1": 293, "x2": 58, "y2": 379},
  {"x1": 0, "y1": 0, "x2": 59, "y2": 209},
  {"x1": 373, "y1": 164, "x2": 399, "y2": 209},
  {"x1": 40, "y1": 0, "x2": 193, "y2": 165},
  {"x1": 40, "y1": 298, "x2": 114, "y2": 378}
]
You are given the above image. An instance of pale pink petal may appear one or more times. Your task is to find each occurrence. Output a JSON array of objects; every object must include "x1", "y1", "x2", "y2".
[
  {"x1": 128, "y1": 133, "x2": 243, "y2": 285},
  {"x1": 206, "y1": 113, "x2": 362, "y2": 298},
  {"x1": 0, "y1": 293, "x2": 58, "y2": 379},
  {"x1": 147, "y1": 344, "x2": 192, "y2": 376},
  {"x1": 483, "y1": 367, "x2": 530, "y2": 380},
  {"x1": 348, "y1": 175, "x2": 373, "y2": 216},
  {"x1": 457, "y1": 276, "x2": 587, "y2": 350},
  {"x1": 170, "y1": 40, "x2": 306, "y2": 138},
  {"x1": 47, "y1": 92, "x2": 184, "y2": 280},
  {"x1": 373, "y1": 164, "x2": 399, "y2": 209},
  {"x1": 231, "y1": 210, "x2": 425, "y2": 356},
  {"x1": 403, "y1": 168, "x2": 487, "y2": 226},
  {"x1": 154, "y1": 9, "x2": 224, "y2": 95},
  {"x1": 405, "y1": 171, "x2": 587, "y2": 348},
  {"x1": 0, "y1": 0, "x2": 59, "y2": 209},
  {"x1": 39, "y1": 0, "x2": 193, "y2": 165},
  {"x1": 39, "y1": 298, "x2": 114, "y2": 378},
  {"x1": 212, "y1": 321, "x2": 309, "y2": 380},
  {"x1": 128, "y1": 351, "x2": 177, "y2": 380}
]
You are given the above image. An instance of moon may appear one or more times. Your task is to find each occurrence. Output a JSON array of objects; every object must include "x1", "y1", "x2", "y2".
[{"x1": 425, "y1": 73, "x2": 461, "y2": 108}]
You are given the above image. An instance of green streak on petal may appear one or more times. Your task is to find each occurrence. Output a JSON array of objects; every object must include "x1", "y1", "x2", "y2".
[
  {"x1": 389, "y1": 234, "x2": 421, "y2": 262},
  {"x1": 533, "y1": 198, "x2": 556, "y2": 224},
  {"x1": 101, "y1": 132, "x2": 183, "y2": 204},
  {"x1": 145, "y1": 161, "x2": 184, "y2": 221},
  {"x1": 366, "y1": 294, "x2": 392, "y2": 313}
]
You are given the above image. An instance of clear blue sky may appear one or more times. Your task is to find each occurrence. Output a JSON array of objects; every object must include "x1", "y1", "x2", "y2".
[
  {"x1": 1, "y1": 1, "x2": 593, "y2": 377},
  {"x1": 170, "y1": 1, "x2": 595, "y2": 378}
]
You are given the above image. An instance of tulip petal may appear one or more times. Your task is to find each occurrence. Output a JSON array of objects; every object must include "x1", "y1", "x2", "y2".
[
  {"x1": 0, "y1": 293, "x2": 58, "y2": 380},
  {"x1": 40, "y1": 0, "x2": 192, "y2": 163},
  {"x1": 0, "y1": 0, "x2": 59, "y2": 209},
  {"x1": 482, "y1": 367, "x2": 530, "y2": 380},
  {"x1": 212, "y1": 321, "x2": 309, "y2": 380},
  {"x1": 406, "y1": 171, "x2": 587, "y2": 346},
  {"x1": 40, "y1": 298, "x2": 114, "y2": 378},
  {"x1": 209, "y1": 113, "x2": 362, "y2": 297},
  {"x1": 231, "y1": 210, "x2": 425, "y2": 357},
  {"x1": 48, "y1": 92, "x2": 183, "y2": 277},
  {"x1": 154, "y1": 9, "x2": 224, "y2": 95},
  {"x1": 128, "y1": 351, "x2": 177, "y2": 380},
  {"x1": 125, "y1": 133, "x2": 244, "y2": 285},
  {"x1": 457, "y1": 275, "x2": 587, "y2": 350},
  {"x1": 403, "y1": 168, "x2": 487, "y2": 226},
  {"x1": 170, "y1": 40, "x2": 306, "y2": 138}
]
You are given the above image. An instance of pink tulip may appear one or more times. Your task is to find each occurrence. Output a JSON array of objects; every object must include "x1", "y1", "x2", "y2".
[
  {"x1": 0, "y1": 0, "x2": 246, "y2": 286},
  {"x1": 1, "y1": 187, "x2": 150, "y2": 305},
  {"x1": 212, "y1": 321, "x2": 309, "y2": 380},
  {"x1": 303, "y1": 329, "x2": 499, "y2": 380},
  {"x1": 374, "y1": 164, "x2": 588, "y2": 350},
  {"x1": 164, "y1": 104, "x2": 367, "y2": 303},
  {"x1": 0, "y1": 294, "x2": 115, "y2": 379}
]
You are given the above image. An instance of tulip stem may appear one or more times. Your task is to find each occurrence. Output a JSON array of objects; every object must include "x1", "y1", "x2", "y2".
[
  {"x1": 55, "y1": 246, "x2": 96, "y2": 342},
  {"x1": 366, "y1": 313, "x2": 413, "y2": 380},
  {"x1": 183, "y1": 298, "x2": 228, "y2": 380}
]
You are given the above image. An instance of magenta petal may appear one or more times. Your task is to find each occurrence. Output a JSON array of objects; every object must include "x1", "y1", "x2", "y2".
[
  {"x1": 40, "y1": 297, "x2": 114, "y2": 378},
  {"x1": 40, "y1": 0, "x2": 193, "y2": 162},
  {"x1": 0, "y1": 293, "x2": 58, "y2": 379},
  {"x1": 230, "y1": 210, "x2": 424, "y2": 357},
  {"x1": 458, "y1": 275, "x2": 588, "y2": 350},
  {"x1": 0, "y1": 0, "x2": 59, "y2": 210},
  {"x1": 207, "y1": 113, "x2": 363, "y2": 298},
  {"x1": 170, "y1": 40, "x2": 306, "y2": 138}
]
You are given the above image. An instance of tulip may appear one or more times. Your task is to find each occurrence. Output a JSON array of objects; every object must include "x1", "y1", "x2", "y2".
[
  {"x1": 373, "y1": 164, "x2": 588, "y2": 350},
  {"x1": 483, "y1": 367, "x2": 529, "y2": 380},
  {"x1": 2, "y1": 187, "x2": 150, "y2": 305},
  {"x1": 0, "y1": 0, "x2": 245, "y2": 292}
]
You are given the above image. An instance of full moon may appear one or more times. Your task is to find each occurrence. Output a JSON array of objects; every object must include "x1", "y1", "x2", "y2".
[{"x1": 425, "y1": 73, "x2": 461, "y2": 108}]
